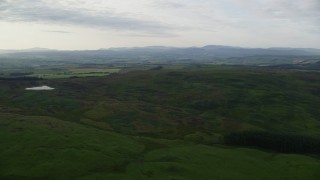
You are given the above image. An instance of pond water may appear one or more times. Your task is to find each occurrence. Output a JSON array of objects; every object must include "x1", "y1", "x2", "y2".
[{"x1": 25, "y1": 85, "x2": 55, "y2": 91}]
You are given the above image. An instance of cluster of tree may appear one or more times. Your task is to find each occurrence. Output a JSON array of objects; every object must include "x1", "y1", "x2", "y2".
[
  {"x1": 150, "y1": 66, "x2": 163, "y2": 70},
  {"x1": 9, "y1": 72, "x2": 34, "y2": 76},
  {"x1": 0, "y1": 77, "x2": 42, "y2": 81},
  {"x1": 224, "y1": 131, "x2": 320, "y2": 154}
]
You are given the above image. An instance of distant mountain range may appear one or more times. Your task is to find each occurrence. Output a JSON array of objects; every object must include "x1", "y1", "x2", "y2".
[
  {"x1": 1, "y1": 45, "x2": 320, "y2": 67},
  {"x1": 1, "y1": 45, "x2": 320, "y2": 56},
  {"x1": 0, "y1": 47, "x2": 56, "y2": 54}
]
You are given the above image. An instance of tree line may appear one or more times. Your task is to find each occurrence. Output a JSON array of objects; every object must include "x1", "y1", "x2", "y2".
[{"x1": 224, "y1": 131, "x2": 320, "y2": 154}]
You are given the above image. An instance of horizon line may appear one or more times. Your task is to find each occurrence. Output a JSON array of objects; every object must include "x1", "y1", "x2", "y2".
[{"x1": 1, "y1": 45, "x2": 320, "y2": 51}]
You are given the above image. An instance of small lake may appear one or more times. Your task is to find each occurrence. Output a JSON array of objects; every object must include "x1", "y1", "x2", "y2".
[{"x1": 25, "y1": 85, "x2": 55, "y2": 91}]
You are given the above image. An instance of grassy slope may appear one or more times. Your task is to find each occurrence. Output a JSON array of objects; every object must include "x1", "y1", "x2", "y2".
[
  {"x1": 0, "y1": 66, "x2": 320, "y2": 179},
  {"x1": 54, "y1": 66, "x2": 320, "y2": 137},
  {"x1": 0, "y1": 113, "x2": 319, "y2": 179},
  {"x1": 1, "y1": 66, "x2": 319, "y2": 138}
]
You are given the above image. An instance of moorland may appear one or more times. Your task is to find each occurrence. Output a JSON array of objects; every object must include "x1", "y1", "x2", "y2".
[{"x1": 0, "y1": 46, "x2": 320, "y2": 179}]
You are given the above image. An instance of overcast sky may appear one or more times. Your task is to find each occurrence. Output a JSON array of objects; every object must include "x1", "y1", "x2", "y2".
[{"x1": 0, "y1": 0, "x2": 319, "y2": 50}]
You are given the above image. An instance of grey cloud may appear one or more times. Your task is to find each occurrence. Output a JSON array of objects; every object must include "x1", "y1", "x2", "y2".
[
  {"x1": 0, "y1": 0, "x2": 173, "y2": 35},
  {"x1": 259, "y1": 0, "x2": 320, "y2": 25},
  {"x1": 152, "y1": 1, "x2": 185, "y2": 9},
  {"x1": 122, "y1": 32, "x2": 178, "y2": 38},
  {"x1": 232, "y1": 0, "x2": 320, "y2": 32},
  {"x1": 42, "y1": 30, "x2": 72, "y2": 33}
]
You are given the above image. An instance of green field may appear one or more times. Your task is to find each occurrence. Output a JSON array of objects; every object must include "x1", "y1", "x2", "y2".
[
  {"x1": 0, "y1": 65, "x2": 319, "y2": 179},
  {"x1": 30, "y1": 72, "x2": 111, "y2": 79},
  {"x1": 1, "y1": 113, "x2": 319, "y2": 179},
  {"x1": 0, "y1": 66, "x2": 121, "y2": 79},
  {"x1": 28, "y1": 67, "x2": 121, "y2": 79}
]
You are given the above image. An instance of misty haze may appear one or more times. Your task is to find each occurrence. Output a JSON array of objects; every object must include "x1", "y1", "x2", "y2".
[{"x1": 0, "y1": 0, "x2": 319, "y2": 179}]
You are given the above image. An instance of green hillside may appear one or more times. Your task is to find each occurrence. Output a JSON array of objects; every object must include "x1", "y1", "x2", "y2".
[
  {"x1": 1, "y1": 113, "x2": 319, "y2": 179},
  {"x1": 0, "y1": 66, "x2": 319, "y2": 179}
]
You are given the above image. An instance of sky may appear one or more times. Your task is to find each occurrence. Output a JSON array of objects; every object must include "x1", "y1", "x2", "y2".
[{"x1": 0, "y1": 0, "x2": 319, "y2": 50}]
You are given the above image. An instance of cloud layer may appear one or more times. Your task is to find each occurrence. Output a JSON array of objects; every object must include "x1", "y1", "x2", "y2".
[
  {"x1": 0, "y1": 0, "x2": 319, "y2": 49},
  {"x1": 1, "y1": 0, "x2": 319, "y2": 33},
  {"x1": 233, "y1": 0, "x2": 320, "y2": 27},
  {"x1": 0, "y1": 0, "x2": 172, "y2": 35}
]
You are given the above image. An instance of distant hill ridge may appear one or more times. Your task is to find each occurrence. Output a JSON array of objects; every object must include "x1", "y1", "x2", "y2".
[
  {"x1": 0, "y1": 45, "x2": 320, "y2": 67},
  {"x1": 1, "y1": 45, "x2": 320, "y2": 55}
]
